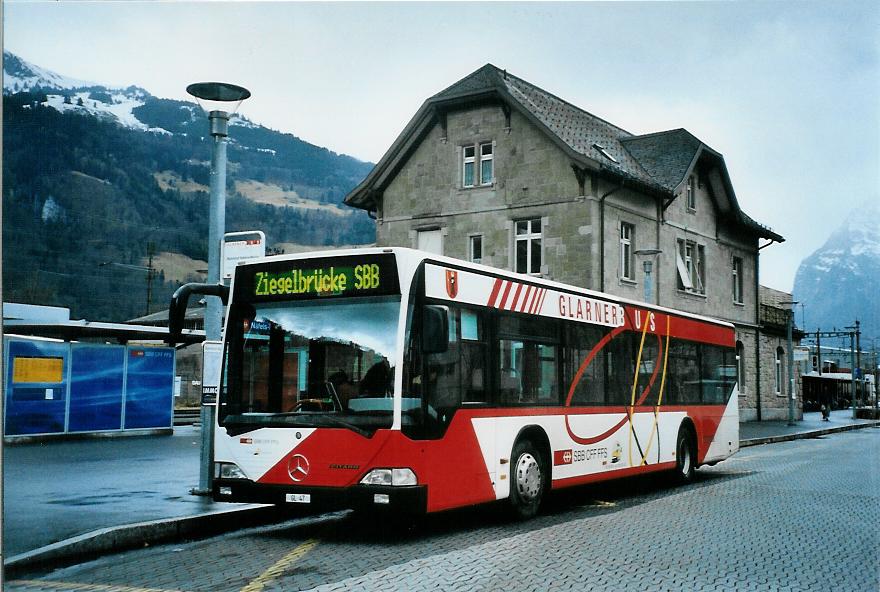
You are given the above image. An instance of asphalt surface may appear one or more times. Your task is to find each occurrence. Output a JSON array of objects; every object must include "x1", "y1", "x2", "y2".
[
  {"x1": 6, "y1": 426, "x2": 878, "y2": 591},
  {"x1": 3, "y1": 409, "x2": 877, "y2": 566},
  {"x1": 2, "y1": 425, "x2": 254, "y2": 556}
]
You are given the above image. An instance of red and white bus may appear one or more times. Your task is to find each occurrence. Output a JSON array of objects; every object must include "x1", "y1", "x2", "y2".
[{"x1": 170, "y1": 248, "x2": 739, "y2": 519}]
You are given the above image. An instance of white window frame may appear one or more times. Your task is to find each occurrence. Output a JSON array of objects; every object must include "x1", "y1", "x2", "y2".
[
  {"x1": 514, "y1": 218, "x2": 542, "y2": 276},
  {"x1": 479, "y1": 142, "x2": 494, "y2": 186},
  {"x1": 620, "y1": 222, "x2": 634, "y2": 281},
  {"x1": 469, "y1": 234, "x2": 483, "y2": 265},
  {"x1": 732, "y1": 256, "x2": 744, "y2": 304},
  {"x1": 462, "y1": 142, "x2": 495, "y2": 188},
  {"x1": 686, "y1": 175, "x2": 696, "y2": 211},
  {"x1": 462, "y1": 145, "x2": 476, "y2": 188},
  {"x1": 676, "y1": 238, "x2": 705, "y2": 294}
]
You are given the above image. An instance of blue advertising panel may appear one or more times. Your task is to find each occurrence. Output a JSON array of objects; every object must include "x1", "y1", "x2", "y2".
[
  {"x1": 4, "y1": 338, "x2": 70, "y2": 435},
  {"x1": 124, "y1": 347, "x2": 174, "y2": 429},
  {"x1": 69, "y1": 345, "x2": 125, "y2": 432}
]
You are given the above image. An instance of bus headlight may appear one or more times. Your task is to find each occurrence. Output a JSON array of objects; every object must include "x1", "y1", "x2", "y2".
[
  {"x1": 214, "y1": 462, "x2": 247, "y2": 480},
  {"x1": 360, "y1": 468, "x2": 417, "y2": 487}
]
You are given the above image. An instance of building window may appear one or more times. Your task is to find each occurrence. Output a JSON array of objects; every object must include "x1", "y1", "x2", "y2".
[
  {"x1": 686, "y1": 175, "x2": 696, "y2": 211},
  {"x1": 732, "y1": 256, "x2": 744, "y2": 304},
  {"x1": 736, "y1": 341, "x2": 746, "y2": 395},
  {"x1": 463, "y1": 142, "x2": 494, "y2": 188},
  {"x1": 479, "y1": 142, "x2": 494, "y2": 185},
  {"x1": 515, "y1": 218, "x2": 542, "y2": 275},
  {"x1": 463, "y1": 146, "x2": 476, "y2": 187},
  {"x1": 675, "y1": 239, "x2": 705, "y2": 294},
  {"x1": 620, "y1": 222, "x2": 634, "y2": 281},
  {"x1": 469, "y1": 235, "x2": 483, "y2": 265},
  {"x1": 775, "y1": 346, "x2": 784, "y2": 395}
]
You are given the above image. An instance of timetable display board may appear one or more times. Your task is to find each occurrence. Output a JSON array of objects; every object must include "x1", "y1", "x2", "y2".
[
  {"x1": 237, "y1": 253, "x2": 400, "y2": 303},
  {"x1": 4, "y1": 339, "x2": 69, "y2": 435}
]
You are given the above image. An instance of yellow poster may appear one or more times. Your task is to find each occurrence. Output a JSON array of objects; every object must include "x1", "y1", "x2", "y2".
[{"x1": 12, "y1": 357, "x2": 64, "y2": 383}]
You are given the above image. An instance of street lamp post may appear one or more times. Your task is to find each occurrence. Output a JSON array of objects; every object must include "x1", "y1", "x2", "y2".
[
  {"x1": 634, "y1": 249, "x2": 662, "y2": 304},
  {"x1": 186, "y1": 82, "x2": 251, "y2": 495}
]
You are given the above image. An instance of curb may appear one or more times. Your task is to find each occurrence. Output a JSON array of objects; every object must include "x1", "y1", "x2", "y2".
[
  {"x1": 4, "y1": 505, "x2": 290, "y2": 578},
  {"x1": 739, "y1": 420, "x2": 880, "y2": 448}
]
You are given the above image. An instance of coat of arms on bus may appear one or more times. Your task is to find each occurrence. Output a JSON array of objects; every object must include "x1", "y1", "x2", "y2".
[{"x1": 446, "y1": 269, "x2": 459, "y2": 298}]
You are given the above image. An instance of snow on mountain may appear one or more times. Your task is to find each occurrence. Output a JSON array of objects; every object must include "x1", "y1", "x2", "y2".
[
  {"x1": 3, "y1": 50, "x2": 99, "y2": 92},
  {"x1": 5, "y1": 50, "x2": 267, "y2": 138},
  {"x1": 793, "y1": 202, "x2": 880, "y2": 341},
  {"x1": 42, "y1": 91, "x2": 173, "y2": 134}
]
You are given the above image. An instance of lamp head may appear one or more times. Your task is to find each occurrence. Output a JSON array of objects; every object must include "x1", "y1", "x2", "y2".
[{"x1": 186, "y1": 82, "x2": 251, "y2": 117}]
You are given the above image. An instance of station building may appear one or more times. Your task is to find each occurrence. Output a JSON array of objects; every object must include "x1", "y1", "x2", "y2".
[{"x1": 344, "y1": 64, "x2": 798, "y2": 421}]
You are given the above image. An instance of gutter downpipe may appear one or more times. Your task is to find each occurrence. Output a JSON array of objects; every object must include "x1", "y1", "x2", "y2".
[
  {"x1": 755, "y1": 250, "x2": 762, "y2": 421},
  {"x1": 599, "y1": 180, "x2": 625, "y2": 292}
]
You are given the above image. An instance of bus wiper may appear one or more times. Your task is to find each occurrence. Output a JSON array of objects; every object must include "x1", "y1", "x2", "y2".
[{"x1": 308, "y1": 414, "x2": 370, "y2": 437}]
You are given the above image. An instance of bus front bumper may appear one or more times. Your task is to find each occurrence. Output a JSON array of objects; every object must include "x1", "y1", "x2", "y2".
[{"x1": 213, "y1": 480, "x2": 428, "y2": 514}]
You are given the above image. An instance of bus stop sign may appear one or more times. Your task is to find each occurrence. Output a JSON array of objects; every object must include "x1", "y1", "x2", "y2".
[{"x1": 222, "y1": 230, "x2": 266, "y2": 281}]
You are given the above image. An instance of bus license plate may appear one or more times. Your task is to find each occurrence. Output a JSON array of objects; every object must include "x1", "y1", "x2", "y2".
[{"x1": 285, "y1": 493, "x2": 311, "y2": 504}]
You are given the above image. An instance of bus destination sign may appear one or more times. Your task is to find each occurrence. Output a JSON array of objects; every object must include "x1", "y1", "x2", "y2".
[{"x1": 242, "y1": 253, "x2": 399, "y2": 301}]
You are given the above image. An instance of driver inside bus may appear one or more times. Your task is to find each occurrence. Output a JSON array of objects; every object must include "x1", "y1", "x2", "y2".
[{"x1": 359, "y1": 359, "x2": 392, "y2": 397}]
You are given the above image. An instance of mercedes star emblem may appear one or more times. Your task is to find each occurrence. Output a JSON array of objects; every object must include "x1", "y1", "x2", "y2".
[{"x1": 287, "y1": 454, "x2": 310, "y2": 482}]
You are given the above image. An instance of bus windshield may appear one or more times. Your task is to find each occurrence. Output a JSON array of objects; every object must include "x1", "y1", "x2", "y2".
[{"x1": 220, "y1": 295, "x2": 400, "y2": 434}]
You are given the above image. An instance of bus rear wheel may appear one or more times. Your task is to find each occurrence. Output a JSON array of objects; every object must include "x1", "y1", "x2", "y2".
[
  {"x1": 508, "y1": 439, "x2": 546, "y2": 520},
  {"x1": 673, "y1": 426, "x2": 696, "y2": 483}
]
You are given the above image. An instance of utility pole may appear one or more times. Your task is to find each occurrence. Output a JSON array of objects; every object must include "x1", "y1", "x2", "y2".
[
  {"x1": 145, "y1": 242, "x2": 155, "y2": 317},
  {"x1": 846, "y1": 324, "x2": 857, "y2": 419},
  {"x1": 855, "y1": 320, "x2": 861, "y2": 407}
]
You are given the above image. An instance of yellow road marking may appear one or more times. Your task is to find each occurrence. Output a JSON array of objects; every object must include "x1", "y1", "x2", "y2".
[
  {"x1": 7, "y1": 580, "x2": 182, "y2": 592},
  {"x1": 239, "y1": 538, "x2": 320, "y2": 592}
]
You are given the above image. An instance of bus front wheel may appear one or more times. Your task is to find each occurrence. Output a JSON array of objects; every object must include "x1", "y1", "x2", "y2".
[
  {"x1": 673, "y1": 426, "x2": 696, "y2": 483},
  {"x1": 508, "y1": 439, "x2": 546, "y2": 520}
]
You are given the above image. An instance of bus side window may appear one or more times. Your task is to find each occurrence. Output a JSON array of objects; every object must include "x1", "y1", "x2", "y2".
[
  {"x1": 425, "y1": 306, "x2": 489, "y2": 423},
  {"x1": 564, "y1": 323, "x2": 607, "y2": 405},
  {"x1": 496, "y1": 314, "x2": 559, "y2": 406},
  {"x1": 701, "y1": 344, "x2": 735, "y2": 405},
  {"x1": 605, "y1": 332, "x2": 633, "y2": 406},
  {"x1": 667, "y1": 339, "x2": 700, "y2": 404}
]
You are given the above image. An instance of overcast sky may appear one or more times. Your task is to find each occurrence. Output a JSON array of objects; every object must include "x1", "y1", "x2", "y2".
[{"x1": 5, "y1": 1, "x2": 878, "y2": 292}]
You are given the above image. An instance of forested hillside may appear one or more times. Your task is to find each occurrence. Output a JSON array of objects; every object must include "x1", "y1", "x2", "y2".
[{"x1": 3, "y1": 89, "x2": 375, "y2": 321}]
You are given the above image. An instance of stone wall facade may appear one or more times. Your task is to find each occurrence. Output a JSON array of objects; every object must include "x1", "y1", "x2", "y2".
[{"x1": 373, "y1": 101, "x2": 787, "y2": 422}]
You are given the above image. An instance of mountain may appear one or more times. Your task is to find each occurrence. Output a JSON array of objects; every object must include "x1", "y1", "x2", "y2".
[
  {"x1": 792, "y1": 202, "x2": 880, "y2": 345},
  {"x1": 2, "y1": 51, "x2": 375, "y2": 322}
]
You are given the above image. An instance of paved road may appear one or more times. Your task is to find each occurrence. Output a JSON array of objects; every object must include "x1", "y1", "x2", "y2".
[
  {"x1": 7, "y1": 427, "x2": 879, "y2": 592},
  {"x1": 2, "y1": 426, "x2": 247, "y2": 556}
]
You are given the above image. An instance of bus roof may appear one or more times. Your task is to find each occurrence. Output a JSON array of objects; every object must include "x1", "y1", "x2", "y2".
[{"x1": 238, "y1": 247, "x2": 736, "y2": 331}]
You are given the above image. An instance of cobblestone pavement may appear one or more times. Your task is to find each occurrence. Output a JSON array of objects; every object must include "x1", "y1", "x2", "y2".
[{"x1": 7, "y1": 427, "x2": 878, "y2": 592}]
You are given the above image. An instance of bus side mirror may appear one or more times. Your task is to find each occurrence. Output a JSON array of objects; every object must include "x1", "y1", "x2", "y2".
[{"x1": 422, "y1": 305, "x2": 449, "y2": 354}]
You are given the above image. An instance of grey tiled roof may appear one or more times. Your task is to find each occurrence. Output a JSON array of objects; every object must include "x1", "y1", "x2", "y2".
[
  {"x1": 620, "y1": 129, "x2": 703, "y2": 191},
  {"x1": 434, "y1": 65, "x2": 662, "y2": 189},
  {"x1": 345, "y1": 64, "x2": 782, "y2": 242}
]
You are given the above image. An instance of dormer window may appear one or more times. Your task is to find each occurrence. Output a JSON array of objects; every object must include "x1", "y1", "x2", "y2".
[
  {"x1": 686, "y1": 175, "x2": 696, "y2": 211},
  {"x1": 463, "y1": 142, "x2": 494, "y2": 188},
  {"x1": 592, "y1": 143, "x2": 619, "y2": 164}
]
